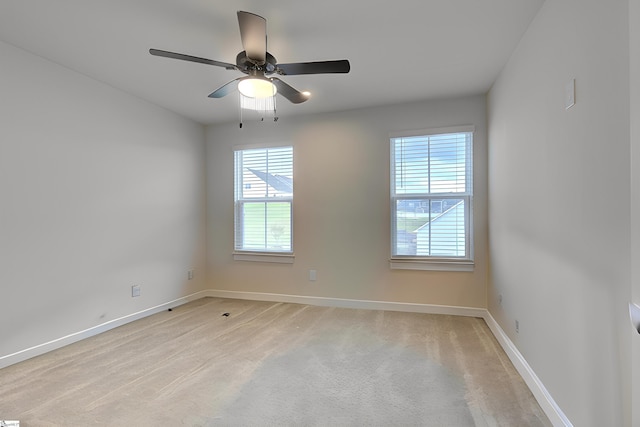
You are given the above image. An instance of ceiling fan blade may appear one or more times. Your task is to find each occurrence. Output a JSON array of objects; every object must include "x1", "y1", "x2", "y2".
[
  {"x1": 208, "y1": 78, "x2": 242, "y2": 98},
  {"x1": 150, "y1": 49, "x2": 237, "y2": 70},
  {"x1": 237, "y1": 11, "x2": 267, "y2": 64},
  {"x1": 277, "y1": 60, "x2": 350, "y2": 75},
  {"x1": 271, "y1": 78, "x2": 309, "y2": 104}
]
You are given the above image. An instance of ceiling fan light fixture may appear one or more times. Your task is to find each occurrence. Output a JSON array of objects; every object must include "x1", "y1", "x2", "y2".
[
  {"x1": 150, "y1": 11, "x2": 350, "y2": 109},
  {"x1": 238, "y1": 77, "x2": 277, "y2": 98}
]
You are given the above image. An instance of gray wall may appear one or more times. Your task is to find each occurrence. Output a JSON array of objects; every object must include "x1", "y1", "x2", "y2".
[
  {"x1": 630, "y1": 0, "x2": 640, "y2": 425},
  {"x1": 206, "y1": 96, "x2": 488, "y2": 308},
  {"x1": 0, "y1": 41, "x2": 208, "y2": 359},
  {"x1": 487, "y1": 0, "x2": 631, "y2": 425}
]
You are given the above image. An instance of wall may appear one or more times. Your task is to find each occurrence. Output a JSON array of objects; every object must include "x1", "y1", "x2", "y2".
[
  {"x1": 487, "y1": 0, "x2": 630, "y2": 425},
  {"x1": 0, "y1": 41, "x2": 207, "y2": 361},
  {"x1": 206, "y1": 96, "x2": 487, "y2": 308},
  {"x1": 630, "y1": 0, "x2": 640, "y2": 424}
]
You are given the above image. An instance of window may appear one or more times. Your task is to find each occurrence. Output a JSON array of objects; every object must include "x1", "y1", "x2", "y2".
[
  {"x1": 234, "y1": 146, "x2": 293, "y2": 260},
  {"x1": 390, "y1": 126, "x2": 473, "y2": 270}
]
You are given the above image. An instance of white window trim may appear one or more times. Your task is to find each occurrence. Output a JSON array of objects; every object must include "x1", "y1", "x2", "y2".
[
  {"x1": 389, "y1": 258, "x2": 474, "y2": 272},
  {"x1": 389, "y1": 125, "x2": 475, "y2": 271},
  {"x1": 234, "y1": 140, "x2": 290, "y2": 150},
  {"x1": 389, "y1": 125, "x2": 475, "y2": 139},
  {"x1": 233, "y1": 251, "x2": 295, "y2": 264}
]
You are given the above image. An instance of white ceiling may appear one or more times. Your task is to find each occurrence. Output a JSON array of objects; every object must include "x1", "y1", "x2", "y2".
[{"x1": 0, "y1": 0, "x2": 544, "y2": 125}]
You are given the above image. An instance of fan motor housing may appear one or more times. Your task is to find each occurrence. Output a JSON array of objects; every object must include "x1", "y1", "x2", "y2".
[{"x1": 236, "y1": 51, "x2": 278, "y2": 75}]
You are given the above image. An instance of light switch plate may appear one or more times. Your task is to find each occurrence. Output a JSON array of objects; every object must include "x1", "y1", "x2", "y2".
[
  {"x1": 630, "y1": 303, "x2": 640, "y2": 334},
  {"x1": 565, "y1": 79, "x2": 575, "y2": 109}
]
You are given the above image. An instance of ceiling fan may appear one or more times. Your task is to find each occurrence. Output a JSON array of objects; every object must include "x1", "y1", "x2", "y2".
[{"x1": 150, "y1": 11, "x2": 351, "y2": 104}]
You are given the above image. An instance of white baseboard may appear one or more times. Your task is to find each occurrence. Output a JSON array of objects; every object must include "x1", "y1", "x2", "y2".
[
  {"x1": 0, "y1": 291, "x2": 209, "y2": 370},
  {"x1": 482, "y1": 312, "x2": 572, "y2": 427},
  {"x1": 204, "y1": 289, "x2": 487, "y2": 317},
  {"x1": 1, "y1": 289, "x2": 570, "y2": 426}
]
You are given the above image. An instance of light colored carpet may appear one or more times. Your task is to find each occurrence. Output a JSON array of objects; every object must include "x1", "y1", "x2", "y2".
[{"x1": 0, "y1": 297, "x2": 551, "y2": 426}]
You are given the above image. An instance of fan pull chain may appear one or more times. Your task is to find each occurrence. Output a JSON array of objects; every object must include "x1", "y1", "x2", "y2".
[
  {"x1": 273, "y1": 94, "x2": 278, "y2": 122},
  {"x1": 239, "y1": 92, "x2": 243, "y2": 128}
]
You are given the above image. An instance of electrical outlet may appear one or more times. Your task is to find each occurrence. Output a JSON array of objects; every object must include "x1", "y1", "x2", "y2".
[
  {"x1": 309, "y1": 270, "x2": 317, "y2": 282},
  {"x1": 188, "y1": 270, "x2": 194, "y2": 280},
  {"x1": 131, "y1": 285, "x2": 141, "y2": 297},
  {"x1": 515, "y1": 319, "x2": 520, "y2": 334},
  {"x1": 498, "y1": 294, "x2": 503, "y2": 306}
]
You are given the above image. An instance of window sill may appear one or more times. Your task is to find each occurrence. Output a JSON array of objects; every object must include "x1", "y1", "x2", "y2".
[
  {"x1": 233, "y1": 252, "x2": 295, "y2": 264},
  {"x1": 389, "y1": 258, "x2": 474, "y2": 272}
]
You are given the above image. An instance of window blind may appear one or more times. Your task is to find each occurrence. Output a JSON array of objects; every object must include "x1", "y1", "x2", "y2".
[
  {"x1": 391, "y1": 131, "x2": 472, "y2": 259},
  {"x1": 234, "y1": 146, "x2": 293, "y2": 252}
]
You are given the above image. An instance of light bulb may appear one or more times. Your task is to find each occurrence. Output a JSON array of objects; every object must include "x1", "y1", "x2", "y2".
[{"x1": 238, "y1": 78, "x2": 277, "y2": 98}]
